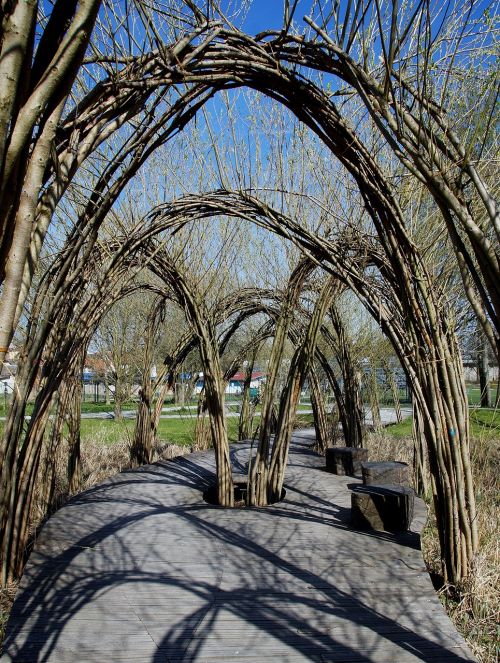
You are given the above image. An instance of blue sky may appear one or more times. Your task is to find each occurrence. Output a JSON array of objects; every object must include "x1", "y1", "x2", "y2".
[
  {"x1": 240, "y1": 0, "x2": 313, "y2": 34},
  {"x1": 243, "y1": 0, "x2": 289, "y2": 33}
]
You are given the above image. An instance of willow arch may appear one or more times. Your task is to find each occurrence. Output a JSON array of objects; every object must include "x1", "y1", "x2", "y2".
[
  {"x1": 4, "y1": 16, "x2": 497, "y2": 378},
  {"x1": 0, "y1": 179, "x2": 479, "y2": 585},
  {"x1": 113, "y1": 189, "x2": 479, "y2": 582}
]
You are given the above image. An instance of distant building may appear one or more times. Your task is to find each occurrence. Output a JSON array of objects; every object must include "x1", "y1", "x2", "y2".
[
  {"x1": 0, "y1": 358, "x2": 17, "y2": 394},
  {"x1": 228, "y1": 370, "x2": 265, "y2": 394},
  {"x1": 195, "y1": 370, "x2": 266, "y2": 395}
]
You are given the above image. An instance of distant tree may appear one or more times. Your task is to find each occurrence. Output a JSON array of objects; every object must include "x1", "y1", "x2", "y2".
[{"x1": 94, "y1": 296, "x2": 150, "y2": 419}]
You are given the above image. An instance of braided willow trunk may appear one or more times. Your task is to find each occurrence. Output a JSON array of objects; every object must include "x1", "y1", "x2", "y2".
[
  {"x1": 38, "y1": 388, "x2": 67, "y2": 518},
  {"x1": 267, "y1": 278, "x2": 339, "y2": 503},
  {"x1": 238, "y1": 350, "x2": 257, "y2": 441},
  {"x1": 132, "y1": 385, "x2": 154, "y2": 467},
  {"x1": 315, "y1": 349, "x2": 349, "y2": 444},
  {"x1": 194, "y1": 394, "x2": 211, "y2": 451},
  {"x1": 367, "y1": 366, "x2": 382, "y2": 430},
  {"x1": 151, "y1": 378, "x2": 171, "y2": 439},
  {"x1": 67, "y1": 351, "x2": 84, "y2": 495},
  {"x1": 250, "y1": 261, "x2": 313, "y2": 507},
  {"x1": 411, "y1": 336, "x2": 477, "y2": 583},
  {"x1": 0, "y1": 234, "x2": 135, "y2": 584},
  {"x1": 131, "y1": 301, "x2": 165, "y2": 468},
  {"x1": 308, "y1": 366, "x2": 330, "y2": 454},
  {"x1": 383, "y1": 361, "x2": 402, "y2": 424},
  {"x1": 0, "y1": 374, "x2": 57, "y2": 583},
  {"x1": 1, "y1": 330, "x2": 91, "y2": 582},
  {"x1": 322, "y1": 311, "x2": 364, "y2": 448},
  {"x1": 412, "y1": 402, "x2": 430, "y2": 498},
  {"x1": 204, "y1": 372, "x2": 232, "y2": 506}
]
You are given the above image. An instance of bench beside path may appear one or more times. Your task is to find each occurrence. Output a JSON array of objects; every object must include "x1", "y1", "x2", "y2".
[{"x1": 2, "y1": 431, "x2": 475, "y2": 662}]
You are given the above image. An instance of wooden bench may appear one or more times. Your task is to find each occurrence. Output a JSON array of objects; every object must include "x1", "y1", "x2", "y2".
[
  {"x1": 361, "y1": 460, "x2": 409, "y2": 487},
  {"x1": 325, "y1": 446, "x2": 368, "y2": 477},
  {"x1": 350, "y1": 484, "x2": 415, "y2": 532}
]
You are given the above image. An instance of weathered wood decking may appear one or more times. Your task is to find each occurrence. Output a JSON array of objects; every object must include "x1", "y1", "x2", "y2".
[{"x1": 2, "y1": 432, "x2": 475, "y2": 662}]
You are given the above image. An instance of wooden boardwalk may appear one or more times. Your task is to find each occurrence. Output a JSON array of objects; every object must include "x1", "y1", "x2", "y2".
[{"x1": 2, "y1": 432, "x2": 475, "y2": 662}]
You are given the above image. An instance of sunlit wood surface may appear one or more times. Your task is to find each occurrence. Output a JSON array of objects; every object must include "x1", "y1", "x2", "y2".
[{"x1": 2, "y1": 431, "x2": 475, "y2": 662}]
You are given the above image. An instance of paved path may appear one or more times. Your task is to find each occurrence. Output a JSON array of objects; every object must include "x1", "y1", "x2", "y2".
[
  {"x1": 1, "y1": 405, "x2": 412, "y2": 422},
  {"x1": 2, "y1": 432, "x2": 474, "y2": 662},
  {"x1": 82, "y1": 405, "x2": 412, "y2": 422}
]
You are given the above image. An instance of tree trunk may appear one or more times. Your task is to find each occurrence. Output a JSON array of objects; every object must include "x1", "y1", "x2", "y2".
[
  {"x1": 67, "y1": 361, "x2": 83, "y2": 495},
  {"x1": 104, "y1": 375, "x2": 110, "y2": 405},
  {"x1": 113, "y1": 374, "x2": 123, "y2": 420},
  {"x1": 131, "y1": 386, "x2": 153, "y2": 467},
  {"x1": 413, "y1": 344, "x2": 477, "y2": 583},
  {"x1": 412, "y1": 402, "x2": 429, "y2": 498},
  {"x1": 383, "y1": 361, "x2": 403, "y2": 423},
  {"x1": 309, "y1": 366, "x2": 330, "y2": 454},
  {"x1": 368, "y1": 366, "x2": 382, "y2": 430},
  {"x1": 194, "y1": 393, "x2": 211, "y2": 451},
  {"x1": 130, "y1": 301, "x2": 165, "y2": 467},
  {"x1": 239, "y1": 350, "x2": 257, "y2": 441},
  {"x1": 0, "y1": 382, "x2": 54, "y2": 584},
  {"x1": 163, "y1": 266, "x2": 234, "y2": 507},
  {"x1": 322, "y1": 310, "x2": 364, "y2": 448},
  {"x1": 151, "y1": 378, "x2": 170, "y2": 438},
  {"x1": 38, "y1": 389, "x2": 67, "y2": 519},
  {"x1": 250, "y1": 261, "x2": 313, "y2": 506},
  {"x1": 268, "y1": 278, "x2": 339, "y2": 502},
  {"x1": 477, "y1": 327, "x2": 492, "y2": 408},
  {"x1": 204, "y1": 372, "x2": 233, "y2": 506},
  {"x1": 315, "y1": 349, "x2": 349, "y2": 444}
]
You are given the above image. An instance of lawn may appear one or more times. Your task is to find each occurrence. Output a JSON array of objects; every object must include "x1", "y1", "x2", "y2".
[
  {"x1": 385, "y1": 407, "x2": 500, "y2": 440},
  {"x1": 79, "y1": 414, "x2": 246, "y2": 446},
  {"x1": 0, "y1": 396, "x2": 315, "y2": 418},
  {"x1": 466, "y1": 384, "x2": 498, "y2": 406},
  {"x1": 78, "y1": 407, "x2": 319, "y2": 446},
  {"x1": 1, "y1": 404, "x2": 496, "y2": 446}
]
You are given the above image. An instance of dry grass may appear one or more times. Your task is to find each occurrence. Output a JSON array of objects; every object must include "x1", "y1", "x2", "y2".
[
  {"x1": 0, "y1": 582, "x2": 17, "y2": 652},
  {"x1": 365, "y1": 429, "x2": 499, "y2": 663},
  {"x1": 78, "y1": 436, "x2": 192, "y2": 489}
]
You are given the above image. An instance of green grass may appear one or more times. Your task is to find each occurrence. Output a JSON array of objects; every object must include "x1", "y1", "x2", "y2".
[
  {"x1": 0, "y1": 396, "x2": 315, "y2": 418},
  {"x1": 80, "y1": 401, "x2": 137, "y2": 413},
  {"x1": 294, "y1": 412, "x2": 315, "y2": 427},
  {"x1": 77, "y1": 407, "x2": 320, "y2": 447},
  {"x1": 79, "y1": 414, "x2": 245, "y2": 447},
  {"x1": 80, "y1": 418, "x2": 135, "y2": 445},
  {"x1": 469, "y1": 407, "x2": 500, "y2": 438},
  {"x1": 385, "y1": 408, "x2": 500, "y2": 440},
  {"x1": 466, "y1": 384, "x2": 498, "y2": 406},
  {"x1": 2, "y1": 402, "x2": 496, "y2": 447},
  {"x1": 384, "y1": 417, "x2": 413, "y2": 437}
]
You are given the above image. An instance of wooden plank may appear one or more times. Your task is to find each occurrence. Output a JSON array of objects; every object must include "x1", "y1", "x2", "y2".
[{"x1": 1, "y1": 434, "x2": 476, "y2": 662}]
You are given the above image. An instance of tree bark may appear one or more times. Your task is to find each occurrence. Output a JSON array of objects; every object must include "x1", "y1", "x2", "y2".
[
  {"x1": 67, "y1": 352, "x2": 84, "y2": 495},
  {"x1": 412, "y1": 402, "x2": 429, "y2": 498},
  {"x1": 131, "y1": 301, "x2": 165, "y2": 467},
  {"x1": 309, "y1": 365, "x2": 330, "y2": 454},
  {"x1": 268, "y1": 278, "x2": 339, "y2": 502},
  {"x1": 250, "y1": 260, "x2": 313, "y2": 506},
  {"x1": 238, "y1": 348, "x2": 257, "y2": 441},
  {"x1": 477, "y1": 326, "x2": 492, "y2": 408}
]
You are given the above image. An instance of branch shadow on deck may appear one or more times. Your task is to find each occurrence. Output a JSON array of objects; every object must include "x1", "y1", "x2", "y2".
[{"x1": 2, "y1": 441, "x2": 473, "y2": 662}]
